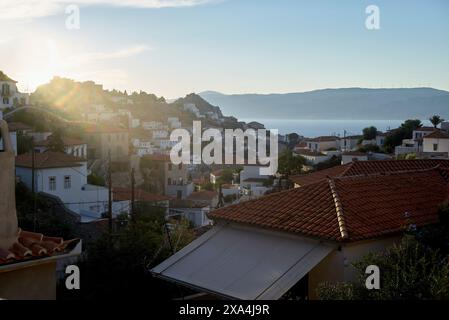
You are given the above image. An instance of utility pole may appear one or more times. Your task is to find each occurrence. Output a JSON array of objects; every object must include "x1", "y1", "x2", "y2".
[
  {"x1": 31, "y1": 138, "x2": 37, "y2": 232},
  {"x1": 131, "y1": 167, "x2": 135, "y2": 222},
  {"x1": 108, "y1": 150, "x2": 112, "y2": 234}
]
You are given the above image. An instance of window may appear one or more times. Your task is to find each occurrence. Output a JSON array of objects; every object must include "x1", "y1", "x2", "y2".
[
  {"x1": 168, "y1": 163, "x2": 172, "y2": 171},
  {"x1": 2, "y1": 97, "x2": 9, "y2": 105},
  {"x1": 168, "y1": 178, "x2": 172, "y2": 185},
  {"x1": 433, "y1": 144, "x2": 438, "y2": 151},
  {"x1": 177, "y1": 190, "x2": 182, "y2": 199},
  {"x1": 64, "y1": 175, "x2": 71, "y2": 189},
  {"x1": 178, "y1": 163, "x2": 182, "y2": 170},
  {"x1": 49, "y1": 176, "x2": 56, "y2": 191}
]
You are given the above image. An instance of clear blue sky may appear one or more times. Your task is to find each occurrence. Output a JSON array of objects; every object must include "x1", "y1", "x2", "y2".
[{"x1": 1, "y1": 0, "x2": 448, "y2": 98}]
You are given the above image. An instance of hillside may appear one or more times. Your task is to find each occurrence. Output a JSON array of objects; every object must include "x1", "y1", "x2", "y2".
[{"x1": 199, "y1": 88, "x2": 449, "y2": 120}]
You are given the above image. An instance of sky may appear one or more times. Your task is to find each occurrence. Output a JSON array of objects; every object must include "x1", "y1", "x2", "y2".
[{"x1": 1, "y1": 0, "x2": 448, "y2": 99}]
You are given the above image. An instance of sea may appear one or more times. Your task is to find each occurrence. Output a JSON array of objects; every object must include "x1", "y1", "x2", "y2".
[{"x1": 242, "y1": 119, "x2": 432, "y2": 137}]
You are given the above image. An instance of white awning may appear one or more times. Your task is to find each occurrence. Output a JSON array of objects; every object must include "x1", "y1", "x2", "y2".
[{"x1": 151, "y1": 223, "x2": 333, "y2": 300}]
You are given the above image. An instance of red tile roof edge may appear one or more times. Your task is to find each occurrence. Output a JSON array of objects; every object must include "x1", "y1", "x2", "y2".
[{"x1": 0, "y1": 229, "x2": 80, "y2": 267}]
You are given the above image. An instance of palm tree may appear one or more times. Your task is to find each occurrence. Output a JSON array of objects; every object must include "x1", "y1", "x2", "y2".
[{"x1": 429, "y1": 115, "x2": 445, "y2": 128}]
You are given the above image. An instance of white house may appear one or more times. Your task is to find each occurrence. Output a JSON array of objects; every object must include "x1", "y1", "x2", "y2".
[
  {"x1": 34, "y1": 136, "x2": 88, "y2": 159},
  {"x1": 423, "y1": 130, "x2": 449, "y2": 155},
  {"x1": 0, "y1": 71, "x2": 29, "y2": 110},
  {"x1": 168, "y1": 201, "x2": 212, "y2": 228},
  {"x1": 142, "y1": 121, "x2": 167, "y2": 130},
  {"x1": 305, "y1": 136, "x2": 340, "y2": 152},
  {"x1": 239, "y1": 164, "x2": 271, "y2": 198},
  {"x1": 15, "y1": 151, "x2": 111, "y2": 222},
  {"x1": 294, "y1": 149, "x2": 330, "y2": 165},
  {"x1": 340, "y1": 135, "x2": 361, "y2": 152}
]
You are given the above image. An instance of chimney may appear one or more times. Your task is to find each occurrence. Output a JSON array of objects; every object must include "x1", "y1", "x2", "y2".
[{"x1": 0, "y1": 120, "x2": 19, "y2": 250}]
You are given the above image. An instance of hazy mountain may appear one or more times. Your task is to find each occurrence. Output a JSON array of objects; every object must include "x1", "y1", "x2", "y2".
[{"x1": 199, "y1": 88, "x2": 449, "y2": 120}]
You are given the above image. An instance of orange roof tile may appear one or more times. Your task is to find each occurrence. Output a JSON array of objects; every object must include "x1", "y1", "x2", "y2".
[
  {"x1": 0, "y1": 229, "x2": 80, "y2": 266},
  {"x1": 15, "y1": 151, "x2": 85, "y2": 169},
  {"x1": 210, "y1": 168, "x2": 449, "y2": 242},
  {"x1": 291, "y1": 159, "x2": 449, "y2": 186},
  {"x1": 424, "y1": 130, "x2": 449, "y2": 139},
  {"x1": 187, "y1": 190, "x2": 218, "y2": 201}
]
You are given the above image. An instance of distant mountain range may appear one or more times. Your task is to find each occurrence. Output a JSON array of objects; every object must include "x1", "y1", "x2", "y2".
[{"x1": 199, "y1": 88, "x2": 449, "y2": 120}]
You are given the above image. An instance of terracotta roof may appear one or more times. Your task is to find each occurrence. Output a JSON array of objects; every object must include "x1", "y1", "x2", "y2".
[
  {"x1": 15, "y1": 151, "x2": 85, "y2": 169},
  {"x1": 424, "y1": 130, "x2": 449, "y2": 139},
  {"x1": 113, "y1": 187, "x2": 171, "y2": 202},
  {"x1": 6, "y1": 122, "x2": 32, "y2": 132},
  {"x1": 0, "y1": 229, "x2": 80, "y2": 266},
  {"x1": 187, "y1": 190, "x2": 218, "y2": 201},
  {"x1": 209, "y1": 168, "x2": 449, "y2": 242},
  {"x1": 291, "y1": 159, "x2": 449, "y2": 186},
  {"x1": 342, "y1": 151, "x2": 367, "y2": 156},
  {"x1": 415, "y1": 127, "x2": 438, "y2": 132}
]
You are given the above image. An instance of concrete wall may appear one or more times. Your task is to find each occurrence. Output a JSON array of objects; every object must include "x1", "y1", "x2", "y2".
[
  {"x1": 0, "y1": 261, "x2": 57, "y2": 300},
  {"x1": 308, "y1": 236, "x2": 399, "y2": 299},
  {"x1": 423, "y1": 137, "x2": 449, "y2": 153}
]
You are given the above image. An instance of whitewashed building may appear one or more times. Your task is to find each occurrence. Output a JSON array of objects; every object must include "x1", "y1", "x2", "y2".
[
  {"x1": 0, "y1": 71, "x2": 29, "y2": 110},
  {"x1": 15, "y1": 151, "x2": 112, "y2": 222}
]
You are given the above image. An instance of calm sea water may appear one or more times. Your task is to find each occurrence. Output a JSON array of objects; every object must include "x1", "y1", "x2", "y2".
[{"x1": 243, "y1": 119, "x2": 431, "y2": 137}]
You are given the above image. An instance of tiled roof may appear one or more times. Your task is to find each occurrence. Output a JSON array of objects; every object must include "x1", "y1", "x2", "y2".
[
  {"x1": 0, "y1": 229, "x2": 80, "y2": 266},
  {"x1": 424, "y1": 130, "x2": 449, "y2": 139},
  {"x1": 113, "y1": 187, "x2": 171, "y2": 202},
  {"x1": 291, "y1": 164, "x2": 351, "y2": 186},
  {"x1": 209, "y1": 168, "x2": 449, "y2": 242},
  {"x1": 291, "y1": 159, "x2": 449, "y2": 186},
  {"x1": 295, "y1": 149, "x2": 326, "y2": 157},
  {"x1": 15, "y1": 151, "x2": 85, "y2": 169},
  {"x1": 416, "y1": 127, "x2": 438, "y2": 132},
  {"x1": 0, "y1": 71, "x2": 16, "y2": 83},
  {"x1": 187, "y1": 190, "x2": 218, "y2": 201}
]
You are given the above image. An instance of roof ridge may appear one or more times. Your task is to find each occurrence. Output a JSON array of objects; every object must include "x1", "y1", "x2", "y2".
[
  {"x1": 327, "y1": 178, "x2": 348, "y2": 240},
  {"x1": 335, "y1": 166, "x2": 440, "y2": 181}
]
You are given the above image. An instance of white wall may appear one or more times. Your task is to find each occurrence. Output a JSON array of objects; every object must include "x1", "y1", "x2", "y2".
[{"x1": 423, "y1": 138, "x2": 449, "y2": 153}]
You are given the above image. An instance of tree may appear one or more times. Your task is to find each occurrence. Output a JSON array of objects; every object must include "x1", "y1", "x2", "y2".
[
  {"x1": 87, "y1": 173, "x2": 105, "y2": 186},
  {"x1": 362, "y1": 126, "x2": 377, "y2": 140},
  {"x1": 47, "y1": 128, "x2": 65, "y2": 153},
  {"x1": 60, "y1": 208, "x2": 196, "y2": 300},
  {"x1": 315, "y1": 155, "x2": 341, "y2": 171},
  {"x1": 216, "y1": 168, "x2": 234, "y2": 185},
  {"x1": 317, "y1": 235, "x2": 449, "y2": 300},
  {"x1": 17, "y1": 131, "x2": 33, "y2": 154},
  {"x1": 278, "y1": 150, "x2": 305, "y2": 178},
  {"x1": 383, "y1": 119, "x2": 423, "y2": 153},
  {"x1": 316, "y1": 206, "x2": 449, "y2": 300},
  {"x1": 429, "y1": 115, "x2": 445, "y2": 128}
]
